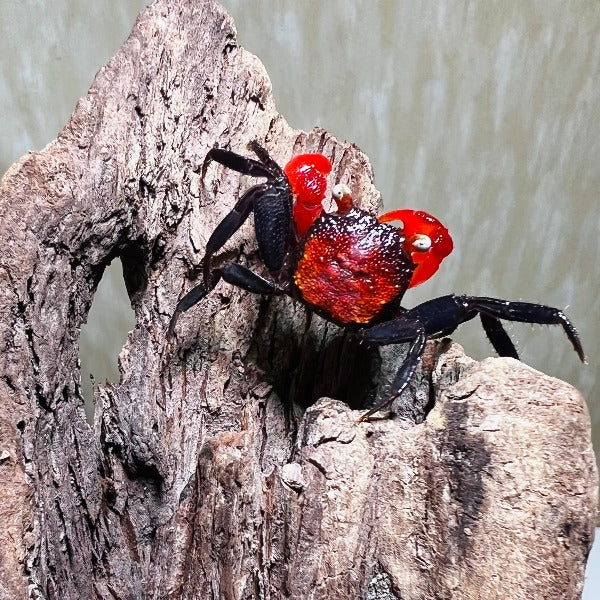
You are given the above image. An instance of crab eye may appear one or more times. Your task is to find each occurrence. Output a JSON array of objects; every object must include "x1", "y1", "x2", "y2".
[
  {"x1": 332, "y1": 183, "x2": 350, "y2": 200},
  {"x1": 332, "y1": 183, "x2": 353, "y2": 213},
  {"x1": 411, "y1": 234, "x2": 432, "y2": 252}
]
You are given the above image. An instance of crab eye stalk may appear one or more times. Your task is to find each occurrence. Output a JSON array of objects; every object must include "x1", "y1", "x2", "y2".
[
  {"x1": 332, "y1": 183, "x2": 353, "y2": 213},
  {"x1": 284, "y1": 153, "x2": 332, "y2": 236},
  {"x1": 379, "y1": 209, "x2": 453, "y2": 288}
]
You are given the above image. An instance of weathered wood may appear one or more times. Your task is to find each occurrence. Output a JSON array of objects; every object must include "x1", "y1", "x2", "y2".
[{"x1": 0, "y1": 1, "x2": 596, "y2": 598}]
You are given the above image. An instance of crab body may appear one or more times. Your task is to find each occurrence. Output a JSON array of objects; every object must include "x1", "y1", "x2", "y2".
[
  {"x1": 291, "y1": 208, "x2": 412, "y2": 324},
  {"x1": 168, "y1": 142, "x2": 584, "y2": 419}
]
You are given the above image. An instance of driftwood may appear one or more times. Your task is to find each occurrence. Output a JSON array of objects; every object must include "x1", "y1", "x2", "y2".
[{"x1": 0, "y1": 1, "x2": 596, "y2": 598}]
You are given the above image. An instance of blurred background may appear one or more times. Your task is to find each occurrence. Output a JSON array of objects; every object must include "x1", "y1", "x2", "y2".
[{"x1": 0, "y1": 0, "x2": 597, "y2": 594}]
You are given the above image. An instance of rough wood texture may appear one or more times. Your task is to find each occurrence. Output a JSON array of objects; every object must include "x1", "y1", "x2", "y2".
[{"x1": 0, "y1": 1, "x2": 596, "y2": 599}]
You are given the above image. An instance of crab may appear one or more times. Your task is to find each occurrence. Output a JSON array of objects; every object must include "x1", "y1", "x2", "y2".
[{"x1": 167, "y1": 141, "x2": 585, "y2": 419}]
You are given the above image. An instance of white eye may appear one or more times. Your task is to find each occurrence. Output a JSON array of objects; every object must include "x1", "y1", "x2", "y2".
[
  {"x1": 411, "y1": 234, "x2": 432, "y2": 252},
  {"x1": 332, "y1": 183, "x2": 351, "y2": 200}
]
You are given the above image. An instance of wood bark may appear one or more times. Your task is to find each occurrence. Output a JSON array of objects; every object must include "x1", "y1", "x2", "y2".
[{"x1": 0, "y1": 1, "x2": 596, "y2": 599}]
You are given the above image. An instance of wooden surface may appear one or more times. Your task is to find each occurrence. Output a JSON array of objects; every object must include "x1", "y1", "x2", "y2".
[{"x1": 0, "y1": 1, "x2": 596, "y2": 598}]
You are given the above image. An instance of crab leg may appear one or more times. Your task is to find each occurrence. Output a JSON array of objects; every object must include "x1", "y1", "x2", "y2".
[
  {"x1": 201, "y1": 184, "x2": 269, "y2": 283},
  {"x1": 167, "y1": 263, "x2": 282, "y2": 341},
  {"x1": 465, "y1": 296, "x2": 585, "y2": 362},
  {"x1": 478, "y1": 313, "x2": 518, "y2": 359},
  {"x1": 357, "y1": 294, "x2": 585, "y2": 419},
  {"x1": 202, "y1": 146, "x2": 275, "y2": 179},
  {"x1": 358, "y1": 322, "x2": 427, "y2": 420}
]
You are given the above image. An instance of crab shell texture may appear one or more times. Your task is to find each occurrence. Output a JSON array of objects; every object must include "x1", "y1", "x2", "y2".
[{"x1": 292, "y1": 208, "x2": 413, "y2": 325}]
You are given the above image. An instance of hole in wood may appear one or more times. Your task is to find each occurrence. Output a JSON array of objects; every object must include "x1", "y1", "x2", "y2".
[{"x1": 79, "y1": 259, "x2": 136, "y2": 422}]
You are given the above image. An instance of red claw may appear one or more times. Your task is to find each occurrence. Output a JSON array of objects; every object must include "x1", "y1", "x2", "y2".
[
  {"x1": 284, "y1": 154, "x2": 332, "y2": 236},
  {"x1": 379, "y1": 209, "x2": 453, "y2": 287}
]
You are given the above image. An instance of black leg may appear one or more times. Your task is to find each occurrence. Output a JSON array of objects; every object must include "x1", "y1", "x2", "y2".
[
  {"x1": 479, "y1": 313, "x2": 519, "y2": 359},
  {"x1": 167, "y1": 263, "x2": 282, "y2": 341},
  {"x1": 167, "y1": 281, "x2": 212, "y2": 341},
  {"x1": 168, "y1": 143, "x2": 295, "y2": 349},
  {"x1": 248, "y1": 141, "x2": 283, "y2": 174},
  {"x1": 465, "y1": 296, "x2": 585, "y2": 362},
  {"x1": 220, "y1": 263, "x2": 283, "y2": 295},
  {"x1": 200, "y1": 145, "x2": 293, "y2": 279},
  {"x1": 359, "y1": 318, "x2": 424, "y2": 345},
  {"x1": 356, "y1": 293, "x2": 585, "y2": 420},
  {"x1": 201, "y1": 184, "x2": 268, "y2": 283},
  {"x1": 202, "y1": 147, "x2": 275, "y2": 179},
  {"x1": 358, "y1": 320, "x2": 427, "y2": 420},
  {"x1": 361, "y1": 327, "x2": 427, "y2": 421},
  {"x1": 402, "y1": 294, "x2": 584, "y2": 362}
]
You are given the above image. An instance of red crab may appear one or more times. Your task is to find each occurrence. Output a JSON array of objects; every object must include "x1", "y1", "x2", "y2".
[{"x1": 168, "y1": 142, "x2": 584, "y2": 419}]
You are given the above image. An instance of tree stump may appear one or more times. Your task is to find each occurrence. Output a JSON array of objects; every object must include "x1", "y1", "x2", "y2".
[{"x1": 0, "y1": 1, "x2": 596, "y2": 598}]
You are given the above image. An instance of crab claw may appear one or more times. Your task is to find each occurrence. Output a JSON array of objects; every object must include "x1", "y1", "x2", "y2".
[
  {"x1": 379, "y1": 209, "x2": 453, "y2": 287},
  {"x1": 332, "y1": 183, "x2": 353, "y2": 213},
  {"x1": 284, "y1": 153, "x2": 332, "y2": 236}
]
